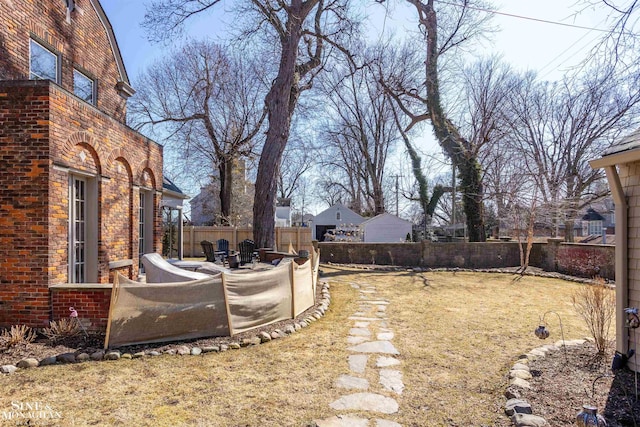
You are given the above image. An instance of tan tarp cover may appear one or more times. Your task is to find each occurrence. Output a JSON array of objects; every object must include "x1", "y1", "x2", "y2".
[
  {"x1": 293, "y1": 259, "x2": 315, "y2": 317},
  {"x1": 105, "y1": 249, "x2": 321, "y2": 348},
  {"x1": 106, "y1": 274, "x2": 230, "y2": 347},
  {"x1": 224, "y1": 259, "x2": 294, "y2": 334}
]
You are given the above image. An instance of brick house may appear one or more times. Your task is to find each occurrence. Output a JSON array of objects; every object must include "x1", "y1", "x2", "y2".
[{"x1": 0, "y1": 0, "x2": 164, "y2": 328}]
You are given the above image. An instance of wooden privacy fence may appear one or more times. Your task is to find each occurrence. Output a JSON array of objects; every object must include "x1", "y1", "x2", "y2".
[{"x1": 183, "y1": 226, "x2": 313, "y2": 257}]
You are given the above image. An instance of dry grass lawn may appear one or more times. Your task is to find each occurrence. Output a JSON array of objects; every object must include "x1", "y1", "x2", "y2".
[{"x1": 0, "y1": 267, "x2": 600, "y2": 426}]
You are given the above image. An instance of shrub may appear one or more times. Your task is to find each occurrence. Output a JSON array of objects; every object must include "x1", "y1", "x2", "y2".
[
  {"x1": 572, "y1": 277, "x2": 615, "y2": 355},
  {"x1": 42, "y1": 318, "x2": 81, "y2": 343},
  {"x1": 0, "y1": 324, "x2": 37, "y2": 348}
]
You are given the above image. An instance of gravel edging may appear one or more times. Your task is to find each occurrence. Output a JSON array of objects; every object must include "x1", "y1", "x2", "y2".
[
  {"x1": 0, "y1": 281, "x2": 331, "y2": 374},
  {"x1": 502, "y1": 338, "x2": 593, "y2": 427}
]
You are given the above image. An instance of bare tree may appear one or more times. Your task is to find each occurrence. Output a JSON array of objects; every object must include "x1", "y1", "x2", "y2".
[
  {"x1": 143, "y1": 0, "x2": 357, "y2": 247},
  {"x1": 504, "y1": 64, "x2": 640, "y2": 241},
  {"x1": 129, "y1": 40, "x2": 266, "y2": 224},
  {"x1": 319, "y1": 47, "x2": 397, "y2": 216},
  {"x1": 381, "y1": 0, "x2": 495, "y2": 241}
]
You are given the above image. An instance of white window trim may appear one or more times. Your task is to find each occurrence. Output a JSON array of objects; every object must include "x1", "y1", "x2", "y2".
[{"x1": 68, "y1": 174, "x2": 98, "y2": 283}]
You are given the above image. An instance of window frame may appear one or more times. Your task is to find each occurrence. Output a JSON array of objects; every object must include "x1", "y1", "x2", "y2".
[
  {"x1": 73, "y1": 68, "x2": 96, "y2": 105},
  {"x1": 68, "y1": 173, "x2": 98, "y2": 283},
  {"x1": 29, "y1": 38, "x2": 60, "y2": 83}
]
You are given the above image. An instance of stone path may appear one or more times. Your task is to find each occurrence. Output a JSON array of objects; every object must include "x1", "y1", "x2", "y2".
[{"x1": 315, "y1": 282, "x2": 404, "y2": 427}]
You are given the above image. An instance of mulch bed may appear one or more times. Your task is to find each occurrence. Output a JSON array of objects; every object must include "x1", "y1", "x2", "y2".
[{"x1": 521, "y1": 342, "x2": 640, "y2": 426}]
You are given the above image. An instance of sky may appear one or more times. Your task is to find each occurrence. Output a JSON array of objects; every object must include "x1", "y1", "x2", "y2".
[{"x1": 100, "y1": 1, "x2": 611, "y2": 215}]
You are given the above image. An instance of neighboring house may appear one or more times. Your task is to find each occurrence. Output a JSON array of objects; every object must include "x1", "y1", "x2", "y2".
[
  {"x1": 189, "y1": 183, "x2": 220, "y2": 226},
  {"x1": 590, "y1": 128, "x2": 640, "y2": 371},
  {"x1": 312, "y1": 203, "x2": 364, "y2": 241},
  {"x1": 361, "y1": 213, "x2": 413, "y2": 243},
  {"x1": 0, "y1": 0, "x2": 165, "y2": 327}
]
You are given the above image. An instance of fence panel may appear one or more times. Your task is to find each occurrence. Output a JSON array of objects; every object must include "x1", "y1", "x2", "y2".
[{"x1": 184, "y1": 226, "x2": 313, "y2": 257}]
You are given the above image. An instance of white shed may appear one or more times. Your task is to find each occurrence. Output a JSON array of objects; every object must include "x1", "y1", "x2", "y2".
[
  {"x1": 312, "y1": 203, "x2": 364, "y2": 241},
  {"x1": 361, "y1": 213, "x2": 412, "y2": 243}
]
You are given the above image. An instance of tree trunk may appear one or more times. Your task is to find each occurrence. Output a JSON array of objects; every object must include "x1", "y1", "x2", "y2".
[
  {"x1": 219, "y1": 158, "x2": 233, "y2": 225},
  {"x1": 423, "y1": 0, "x2": 485, "y2": 241},
  {"x1": 564, "y1": 218, "x2": 575, "y2": 242},
  {"x1": 252, "y1": 11, "x2": 304, "y2": 248}
]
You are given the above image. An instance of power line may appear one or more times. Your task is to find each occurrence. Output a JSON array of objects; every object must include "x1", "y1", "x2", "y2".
[{"x1": 434, "y1": 0, "x2": 622, "y2": 34}]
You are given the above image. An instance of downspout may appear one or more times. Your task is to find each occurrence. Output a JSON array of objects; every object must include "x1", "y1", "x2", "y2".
[{"x1": 605, "y1": 165, "x2": 628, "y2": 355}]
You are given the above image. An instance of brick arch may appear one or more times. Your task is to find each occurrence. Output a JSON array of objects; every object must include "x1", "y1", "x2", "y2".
[
  {"x1": 135, "y1": 161, "x2": 157, "y2": 190},
  {"x1": 105, "y1": 148, "x2": 134, "y2": 183},
  {"x1": 59, "y1": 131, "x2": 102, "y2": 174}
]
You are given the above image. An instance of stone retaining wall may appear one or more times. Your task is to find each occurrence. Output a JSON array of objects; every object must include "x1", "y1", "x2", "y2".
[{"x1": 319, "y1": 241, "x2": 615, "y2": 280}]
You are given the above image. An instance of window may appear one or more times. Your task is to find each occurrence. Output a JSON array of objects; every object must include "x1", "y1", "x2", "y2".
[
  {"x1": 588, "y1": 220, "x2": 603, "y2": 236},
  {"x1": 30, "y1": 39, "x2": 58, "y2": 82},
  {"x1": 70, "y1": 176, "x2": 87, "y2": 283},
  {"x1": 69, "y1": 175, "x2": 97, "y2": 283},
  {"x1": 336, "y1": 211, "x2": 341, "y2": 221},
  {"x1": 73, "y1": 69, "x2": 95, "y2": 104},
  {"x1": 138, "y1": 191, "x2": 154, "y2": 270}
]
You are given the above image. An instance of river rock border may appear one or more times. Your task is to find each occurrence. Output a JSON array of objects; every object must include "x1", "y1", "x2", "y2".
[
  {"x1": 503, "y1": 338, "x2": 591, "y2": 427},
  {"x1": 0, "y1": 281, "x2": 331, "y2": 374}
]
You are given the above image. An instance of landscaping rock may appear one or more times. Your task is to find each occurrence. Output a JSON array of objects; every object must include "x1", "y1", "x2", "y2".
[
  {"x1": 314, "y1": 415, "x2": 369, "y2": 427},
  {"x1": 220, "y1": 344, "x2": 229, "y2": 352},
  {"x1": 16, "y1": 358, "x2": 39, "y2": 369},
  {"x1": 510, "y1": 369, "x2": 533, "y2": 380},
  {"x1": 294, "y1": 322, "x2": 302, "y2": 331},
  {"x1": 0, "y1": 365, "x2": 17, "y2": 374},
  {"x1": 512, "y1": 413, "x2": 548, "y2": 427},
  {"x1": 104, "y1": 351, "x2": 121, "y2": 361},
  {"x1": 57, "y1": 353, "x2": 77, "y2": 363},
  {"x1": 164, "y1": 349, "x2": 177, "y2": 355},
  {"x1": 133, "y1": 352, "x2": 145, "y2": 359},
  {"x1": 121, "y1": 353, "x2": 133, "y2": 359},
  {"x1": 512, "y1": 363, "x2": 530, "y2": 371},
  {"x1": 379, "y1": 369, "x2": 404, "y2": 394},
  {"x1": 270, "y1": 331, "x2": 280, "y2": 340},
  {"x1": 510, "y1": 377, "x2": 531, "y2": 389},
  {"x1": 76, "y1": 353, "x2": 90, "y2": 362},
  {"x1": 229, "y1": 342, "x2": 241, "y2": 349},
  {"x1": 39, "y1": 356, "x2": 57, "y2": 366},
  {"x1": 149, "y1": 351, "x2": 161, "y2": 357},
  {"x1": 284, "y1": 325, "x2": 296, "y2": 335},
  {"x1": 329, "y1": 392, "x2": 399, "y2": 414},
  {"x1": 376, "y1": 356, "x2": 401, "y2": 368},
  {"x1": 90, "y1": 351, "x2": 104, "y2": 361},
  {"x1": 176, "y1": 346, "x2": 190, "y2": 355},
  {"x1": 335, "y1": 374, "x2": 369, "y2": 390},
  {"x1": 504, "y1": 387, "x2": 521, "y2": 400},
  {"x1": 190, "y1": 347, "x2": 202, "y2": 356},
  {"x1": 505, "y1": 398, "x2": 533, "y2": 416},
  {"x1": 201, "y1": 346, "x2": 219, "y2": 353}
]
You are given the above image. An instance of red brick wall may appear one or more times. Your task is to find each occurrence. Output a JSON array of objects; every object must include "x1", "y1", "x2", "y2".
[
  {"x1": 51, "y1": 288, "x2": 111, "y2": 330},
  {"x1": 0, "y1": 83, "x2": 52, "y2": 327},
  {"x1": 0, "y1": 0, "x2": 129, "y2": 121},
  {"x1": 0, "y1": 80, "x2": 163, "y2": 327}
]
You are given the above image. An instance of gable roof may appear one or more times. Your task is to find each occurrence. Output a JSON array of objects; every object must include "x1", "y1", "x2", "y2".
[
  {"x1": 582, "y1": 208, "x2": 605, "y2": 222},
  {"x1": 360, "y1": 212, "x2": 412, "y2": 226},
  {"x1": 90, "y1": 0, "x2": 135, "y2": 96}
]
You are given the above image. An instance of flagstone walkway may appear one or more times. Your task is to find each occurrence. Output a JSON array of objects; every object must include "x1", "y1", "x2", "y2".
[{"x1": 314, "y1": 282, "x2": 404, "y2": 427}]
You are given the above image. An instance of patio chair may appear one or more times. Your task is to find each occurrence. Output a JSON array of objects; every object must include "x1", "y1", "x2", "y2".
[
  {"x1": 238, "y1": 239, "x2": 256, "y2": 265},
  {"x1": 216, "y1": 239, "x2": 230, "y2": 264},
  {"x1": 200, "y1": 240, "x2": 216, "y2": 262}
]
